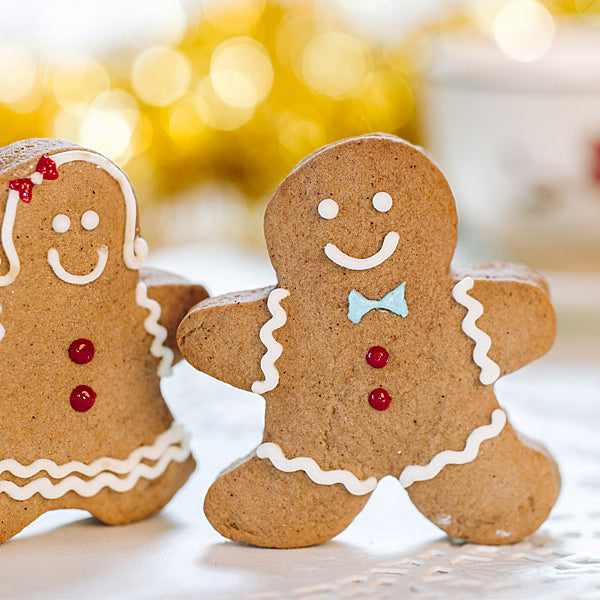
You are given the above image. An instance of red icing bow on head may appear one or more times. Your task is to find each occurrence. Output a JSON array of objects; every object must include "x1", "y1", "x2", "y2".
[
  {"x1": 8, "y1": 178, "x2": 34, "y2": 202},
  {"x1": 36, "y1": 155, "x2": 59, "y2": 180},
  {"x1": 8, "y1": 155, "x2": 59, "y2": 202}
]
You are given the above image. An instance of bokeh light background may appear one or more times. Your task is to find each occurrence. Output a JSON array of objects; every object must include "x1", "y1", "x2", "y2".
[{"x1": 0, "y1": 0, "x2": 599, "y2": 261}]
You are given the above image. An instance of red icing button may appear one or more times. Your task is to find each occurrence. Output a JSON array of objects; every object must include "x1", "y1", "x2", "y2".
[
  {"x1": 69, "y1": 339, "x2": 95, "y2": 364},
  {"x1": 70, "y1": 385, "x2": 96, "y2": 412},
  {"x1": 9, "y1": 178, "x2": 34, "y2": 202},
  {"x1": 368, "y1": 388, "x2": 391, "y2": 411},
  {"x1": 366, "y1": 346, "x2": 389, "y2": 369},
  {"x1": 36, "y1": 155, "x2": 59, "y2": 180}
]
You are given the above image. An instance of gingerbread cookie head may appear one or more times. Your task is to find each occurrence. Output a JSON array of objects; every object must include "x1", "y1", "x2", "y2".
[
  {"x1": 1, "y1": 143, "x2": 147, "y2": 293},
  {"x1": 179, "y1": 133, "x2": 559, "y2": 549},
  {"x1": 264, "y1": 134, "x2": 457, "y2": 287},
  {"x1": 0, "y1": 138, "x2": 207, "y2": 543}
]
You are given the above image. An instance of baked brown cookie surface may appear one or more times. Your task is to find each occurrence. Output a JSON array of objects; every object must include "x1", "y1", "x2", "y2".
[
  {"x1": 179, "y1": 134, "x2": 559, "y2": 549},
  {"x1": 0, "y1": 139, "x2": 207, "y2": 542}
]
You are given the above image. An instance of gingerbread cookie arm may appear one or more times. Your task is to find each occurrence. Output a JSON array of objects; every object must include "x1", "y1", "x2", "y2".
[
  {"x1": 452, "y1": 262, "x2": 556, "y2": 378},
  {"x1": 177, "y1": 286, "x2": 275, "y2": 391},
  {"x1": 140, "y1": 267, "x2": 208, "y2": 364}
]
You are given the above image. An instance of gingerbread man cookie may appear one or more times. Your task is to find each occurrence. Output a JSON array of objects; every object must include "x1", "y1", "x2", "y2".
[
  {"x1": 0, "y1": 139, "x2": 208, "y2": 542},
  {"x1": 178, "y1": 134, "x2": 559, "y2": 549}
]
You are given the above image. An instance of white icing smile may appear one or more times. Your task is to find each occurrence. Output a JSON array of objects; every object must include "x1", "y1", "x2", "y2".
[
  {"x1": 47, "y1": 245, "x2": 109, "y2": 285},
  {"x1": 324, "y1": 231, "x2": 399, "y2": 271}
]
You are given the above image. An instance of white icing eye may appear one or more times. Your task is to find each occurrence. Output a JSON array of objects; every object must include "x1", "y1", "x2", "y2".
[
  {"x1": 372, "y1": 191, "x2": 393, "y2": 213},
  {"x1": 81, "y1": 210, "x2": 100, "y2": 231},
  {"x1": 52, "y1": 214, "x2": 70, "y2": 233},
  {"x1": 318, "y1": 198, "x2": 338, "y2": 220}
]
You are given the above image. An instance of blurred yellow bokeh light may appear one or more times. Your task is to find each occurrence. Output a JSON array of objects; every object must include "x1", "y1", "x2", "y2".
[
  {"x1": 493, "y1": 0, "x2": 555, "y2": 62},
  {"x1": 0, "y1": 45, "x2": 37, "y2": 105},
  {"x1": 53, "y1": 57, "x2": 110, "y2": 108},
  {"x1": 79, "y1": 90, "x2": 140, "y2": 160},
  {"x1": 169, "y1": 95, "x2": 207, "y2": 141},
  {"x1": 203, "y1": 0, "x2": 266, "y2": 34},
  {"x1": 279, "y1": 113, "x2": 325, "y2": 156},
  {"x1": 0, "y1": 0, "x2": 423, "y2": 204},
  {"x1": 210, "y1": 37, "x2": 274, "y2": 108},
  {"x1": 196, "y1": 76, "x2": 254, "y2": 131},
  {"x1": 302, "y1": 32, "x2": 367, "y2": 98},
  {"x1": 131, "y1": 45, "x2": 192, "y2": 107}
]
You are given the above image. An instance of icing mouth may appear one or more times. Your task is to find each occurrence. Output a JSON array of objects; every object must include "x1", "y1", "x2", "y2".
[
  {"x1": 47, "y1": 245, "x2": 109, "y2": 285},
  {"x1": 324, "y1": 231, "x2": 399, "y2": 270}
]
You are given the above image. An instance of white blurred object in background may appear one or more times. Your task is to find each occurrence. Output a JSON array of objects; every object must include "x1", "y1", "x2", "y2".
[
  {"x1": 421, "y1": 12, "x2": 600, "y2": 363},
  {"x1": 421, "y1": 19, "x2": 600, "y2": 272}
]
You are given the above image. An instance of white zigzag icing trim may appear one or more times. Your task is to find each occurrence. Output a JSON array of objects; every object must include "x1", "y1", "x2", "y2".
[
  {"x1": 258, "y1": 411, "x2": 506, "y2": 493},
  {"x1": 0, "y1": 423, "x2": 191, "y2": 500},
  {"x1": 136, "y1": 281, "x2": 174, "y2": 378},
  {"x1": 257, "y1": 442, "x2": 377, "y2": 495},
  {"x1": 399, "y1": 409, "x2": 507, "y2": 488},
  {"x1": 251, "y1": 288, "x2": 290, "y2": 394},
  {"x1": 452, "y1": 276, "x2": 501, "y2": 385},
  {"x1": 0, "y1": 423, "x2": 185, "y2": 479}
]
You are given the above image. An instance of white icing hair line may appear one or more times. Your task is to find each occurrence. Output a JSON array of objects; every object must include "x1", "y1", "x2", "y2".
[
  {"x1": 0, "y1": 149, "x2": 149, "y2": 288},
  {"x1": 136, "y1": 282, "x2": 174, "y2": 378},
  {"x1": 0, "y1": 190, "x2": 21, "y2": 286},
  {"x1": 251, "y1": 288, "x2": 290, "y2": 395},
  {"x1": 452, "y1": 276, "x2": 501, "y2": 385},
  {"x1": 256, "y1": 442, "x2": 377, "y2": 496},
  {"x1": 52, "y1": 150, "x2": 148, "y2": 270},
  {"x1": 0, "y1": 424, "x2": 191, "y2": 501},
  {"x1": 0, "y1": 422, "x2": 185, "y2": 479},
  {"x1": 399, "y1": 409, "x2": 507, "y2": 488}
]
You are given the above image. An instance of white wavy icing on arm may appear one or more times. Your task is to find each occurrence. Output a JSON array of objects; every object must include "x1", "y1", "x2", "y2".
[
  {"x1": 324, "y1": 231, "x2": 399, "y2": 271},
  {"x1": 251, "y1": 288, "x2": 290, "y2": 394},
  {"x1": 135, "y1": 281, "x2": 174, "y2": 377},
  {"x1": 256, "y1": 442, "x2": 377, "y2": 496},
  {"x1": 0, "y1": 423, "x2": 190, "y2": 501},
  {"x1": 452, "y1": 276, "x2": 501, "y2": 385},
  {"x1": 399, "y1": 409, "x2": 507, "y2": 488},
  {"x1": 0, "y1": 305, "x2": 4, "y2": 342},
  {"x1": 0, "y1": 191, "x2": 21, "y2": 287}
]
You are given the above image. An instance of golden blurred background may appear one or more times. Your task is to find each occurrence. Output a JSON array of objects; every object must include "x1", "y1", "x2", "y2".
[
  {"x1": 0, "y1": 0, "x2": 421, "y2": 249},
  {"x1": 1, "y1": 0, "x2": 598, "y2": 250}
]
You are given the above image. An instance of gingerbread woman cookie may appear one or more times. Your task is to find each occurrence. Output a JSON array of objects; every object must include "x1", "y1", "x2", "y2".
[
  {"x1": 178, "y1": 134, "x2": 559, "y2": 549},
  {"x1": 0, "y1": 139, "x2": 207, "y2": 542}
]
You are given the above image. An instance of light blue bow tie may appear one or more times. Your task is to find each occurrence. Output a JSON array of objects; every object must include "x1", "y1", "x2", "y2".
[{"x1": 348, "y1": 283, "x2": 408, "y2": 324}]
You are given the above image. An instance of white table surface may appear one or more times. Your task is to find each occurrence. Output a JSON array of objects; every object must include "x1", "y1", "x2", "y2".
[{"x1": 1, "y1": 245, "x2": 598, "y2": 600}]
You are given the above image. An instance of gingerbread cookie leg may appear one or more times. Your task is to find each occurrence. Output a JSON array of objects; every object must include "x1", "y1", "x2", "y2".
[
  {"x1": 0, "y1": 456, "x2": 196, "y2": 541},
  {"x1": 85, "y1": 456, "x2": 196, "y2": 526},
  {"x1": 204, "y1": 455, "x2": 370, "y2": 549},
  {"x1": 405, "y1": 420, "x2": 560, "y2": 545},
  {"x1": 0, "y1": 496, "x2": 45, "y2": 542}
]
